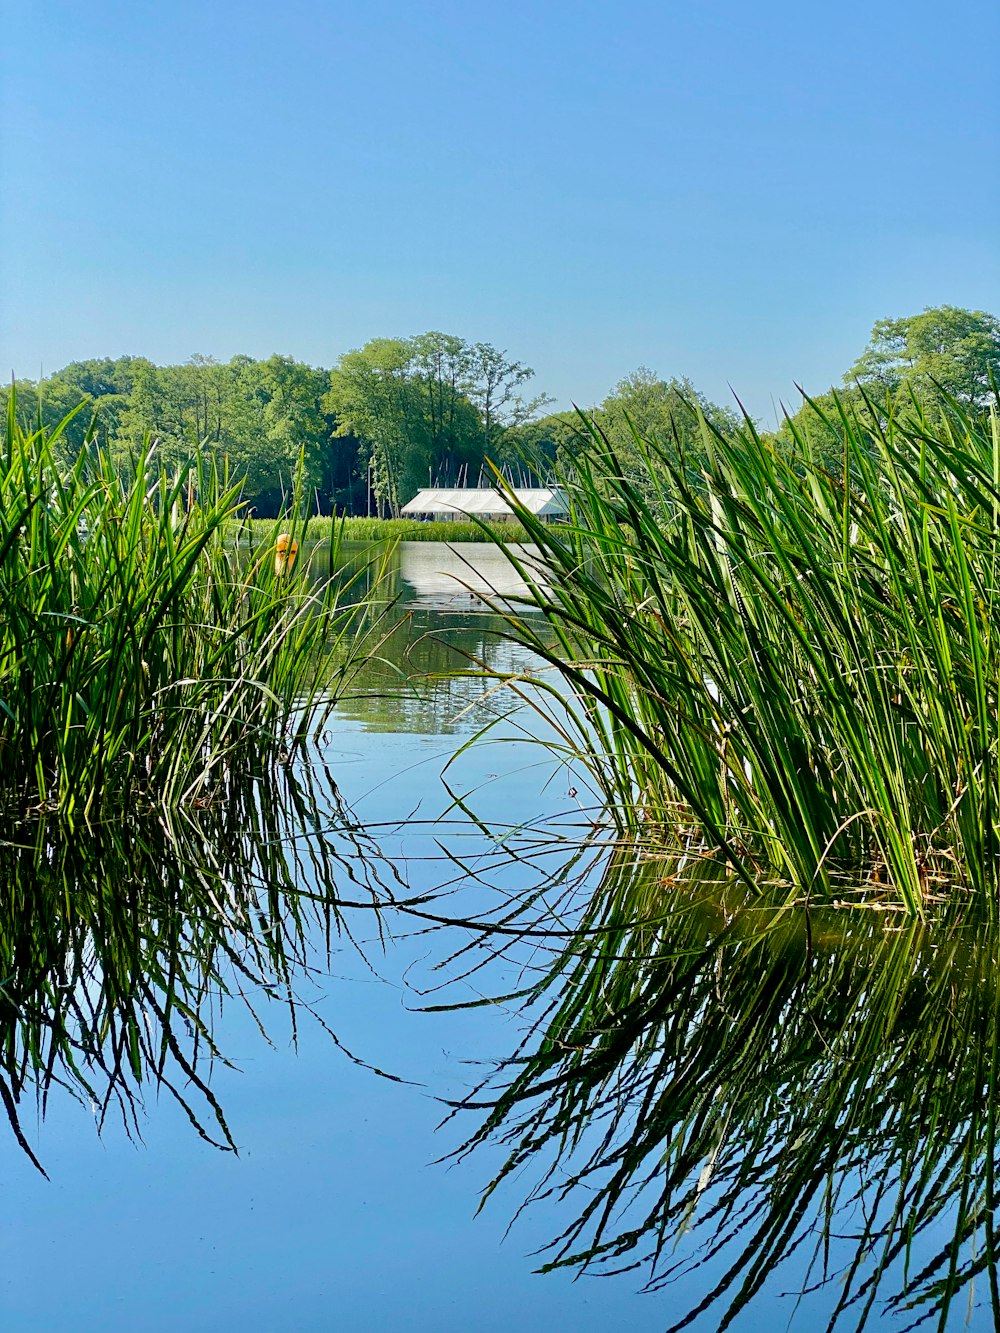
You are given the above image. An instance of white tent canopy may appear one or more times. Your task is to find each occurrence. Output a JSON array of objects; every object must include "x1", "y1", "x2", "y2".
[{"x1": 400, "y1": 487, "x2": 567, "y2": 520}]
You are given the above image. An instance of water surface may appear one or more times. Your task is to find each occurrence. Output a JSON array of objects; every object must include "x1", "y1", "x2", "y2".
[{"x1": 3, "y1": 542, "x2": 997, "y2": 1331}]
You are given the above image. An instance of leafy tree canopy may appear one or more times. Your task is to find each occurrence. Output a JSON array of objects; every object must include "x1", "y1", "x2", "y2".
[
  {"x1": 845, "y1": 305, "x2": 1000, "y2": 406},
  {"x1": 324, "y1": 332, "x2": 549, "y2": 514},
  {"x1": 9, "y1": 305, "x2": 995, "y2": 517},
  {"x1": 598, "y1": 368, "x2": 740, "y2": 451},
  {"x1": 774, "y1": 305, "x2": 1000, "y2": 470}
]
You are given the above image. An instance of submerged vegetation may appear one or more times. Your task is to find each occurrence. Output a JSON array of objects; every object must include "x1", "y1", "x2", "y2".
[
  {"x1": 0, "y1": 399, "x2": 387, "y2": 819},
  {"x1": 492, "y1": 388, "x2": 1000, "y2": 913}
]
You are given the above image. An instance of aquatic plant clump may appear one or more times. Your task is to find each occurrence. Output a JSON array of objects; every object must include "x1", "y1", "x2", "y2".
[
  {"x1": 280, "y1": 515, "x2": 531, "y2": 544},
  {"x1": 493, "y1": 389, "x2": 1000, "y2": 912},
  {"x1": 0, "y1": 399, "x2": 383, "y2": 818}
]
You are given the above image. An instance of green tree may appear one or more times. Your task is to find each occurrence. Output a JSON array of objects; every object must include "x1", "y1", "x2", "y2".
[
  {"x1": 54, "y1": 355, "x2": 147, "y2": 400},
  {"x1": 111, "y1": 359, "x2": 199, "y2": 464},
  {"x1": 845, "y1": 305, "x2": 1000, "y2": 407},
  {"x1": 600, "y1": 369, "x2": 739, "y2": 445},
  {"x1": 104, "y1": 354, "x2": 333, "y2": 512},
  {"x1": 500, "y1": 410, "x2": 580, "y2": 483},
  {"x1": 585, "y1": 369, "x2": 740, "y2": 492},
  {"x1": 0, "y1": 376, "x2": 94, "y2": 455},
  {"x1": 773, "y1": 305, "x2": 1000, "y2": 473},
  {"x1": 324, "y1": 338, "x2": 425, "y2": 515},
  {"x1": 408, "y1": 332, "x2": 483, "y2": 489},
  {"x1": 324, "y1": 332, "x2": 549, "y2": 512},
  {"x1": 464, "y1": 342, "x2": 552, "y2": 460},
  {"x1": 236, "y1": 354, "x2": 332, "y2": 510}
]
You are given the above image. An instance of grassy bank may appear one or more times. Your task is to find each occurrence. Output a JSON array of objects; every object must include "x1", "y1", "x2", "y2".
[
  {"x1": 0, "y1": 402, "x2": 386, "y2": 819},
  {"x1": 243, "y1": 515, "x2": 532, "y2": 544},
  {"x1": 491, "y1": 390, "x2": 1000, "y2": 912}
]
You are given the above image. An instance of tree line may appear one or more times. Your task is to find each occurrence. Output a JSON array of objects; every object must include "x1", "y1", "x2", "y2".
[{"x1": 4, "y1": 306, "x2": 997, "y2": 515}]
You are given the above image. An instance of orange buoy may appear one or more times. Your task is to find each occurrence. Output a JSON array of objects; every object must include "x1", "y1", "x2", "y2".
[{"x1": 274, "y1": 533, "x2": 299, "y2": 576}]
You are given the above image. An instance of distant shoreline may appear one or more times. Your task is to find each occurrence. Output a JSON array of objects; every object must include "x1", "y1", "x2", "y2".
[{"x1": 239, "y1": 516, "x2": 533, "y2": 544}]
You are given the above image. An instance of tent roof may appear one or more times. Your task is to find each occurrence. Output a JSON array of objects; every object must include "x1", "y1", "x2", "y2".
[{"x1": 400, "y1": 488, "x2": 567, "y2": 517}]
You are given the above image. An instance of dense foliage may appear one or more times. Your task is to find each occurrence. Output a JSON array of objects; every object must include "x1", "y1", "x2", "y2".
[
  {"x1": 1, "y1": 335, "x2": 555, "y2": 518},
  {"x1": 3, "y1": 303, "x2": 996, "y2": 514},
  {"x1": 324, "y1": 332, "x2": 552, "y2": 515},
  {"x1": 2, "y1": 354, "x2": 341, "y2": 517},
  {"x1": 775, "y1": 306, "x2": 1000, "y2": 469}
]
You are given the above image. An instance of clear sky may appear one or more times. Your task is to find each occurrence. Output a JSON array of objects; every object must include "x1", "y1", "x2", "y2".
[{"x1": 3, "y1": 0, "x2": 998, "y2": 423}]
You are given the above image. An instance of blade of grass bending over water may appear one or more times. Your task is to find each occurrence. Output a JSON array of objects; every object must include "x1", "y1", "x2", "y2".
[{"x1": 479, "y1": 388, "x2": 1000, "y2": 913}]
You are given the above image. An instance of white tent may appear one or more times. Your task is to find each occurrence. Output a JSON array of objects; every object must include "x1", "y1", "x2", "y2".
[{"x1": 400, "y1": 487, "x2": 567, "y2": 522}]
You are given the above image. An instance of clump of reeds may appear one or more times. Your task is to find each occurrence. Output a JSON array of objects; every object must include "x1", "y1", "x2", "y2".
[
  {"x1": 250, "y1": 515, "x2": 532, "y2": 544},
  {"x1": 492, "y1": 388, "x2": 1000, "y2": 912},
  {"x1": 0, "y1": 398, "x2": 385, "y2": 819}
]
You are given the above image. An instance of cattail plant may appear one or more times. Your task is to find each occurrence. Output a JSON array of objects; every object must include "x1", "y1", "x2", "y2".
[{"x1": 484, "y1": 388, "x2": 1000, "y2": 913}]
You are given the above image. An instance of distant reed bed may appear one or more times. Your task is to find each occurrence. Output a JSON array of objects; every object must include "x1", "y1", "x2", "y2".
[
  {"x1": 242, "y1": 515, "x2": 532, "y2": 544},
  {"x1": 494, "y1": 390, "x2": 1000, "y2": 912},
  {"x1": 0, "y1": 399, "x2": 385, "y2": 819}
]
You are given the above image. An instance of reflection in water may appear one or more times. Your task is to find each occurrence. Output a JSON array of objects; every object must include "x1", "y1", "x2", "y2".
[
  {"x1": 380, "y1": 539, "x2": 545, "y2": 611},
  {"x1": 325, "y1": 542, "x2": 555, "y2": 735},
  {"x1": 0, "y1": 544, "x2": 557, "y2": 1177},
  {"x1": 8, "y1": 546, "x2": 999, "y2": 1330},
  {"x1": 317, "y1": 538, "x2": 547, "y2": 614},
  {"x1": 334, "y1": 609, "x2": 551, "y2": 735},
  {"x1": 0, "y1": 759, "x2": 392, "y2": 1173},
  {"x1": 448, "y1": 845, "x2": 1000, "y2": 1330},
  {"x1": 7, "y1": 759, "x2": 1000, "y2": 1328}
]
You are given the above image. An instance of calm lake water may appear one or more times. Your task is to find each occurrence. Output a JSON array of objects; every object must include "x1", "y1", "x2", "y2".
[{"x1": 4, "y1": 543, "x2": 998, "y2": 1331}]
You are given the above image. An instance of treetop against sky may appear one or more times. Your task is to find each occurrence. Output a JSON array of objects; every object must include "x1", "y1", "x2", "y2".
[{"x1": 2, "y1": 0, "x2": 998, "y2": 425}]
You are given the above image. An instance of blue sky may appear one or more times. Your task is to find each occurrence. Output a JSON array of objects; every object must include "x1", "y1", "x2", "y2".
[{"x1": 3, "y1": 0, "x2": 998, "y2": 423}]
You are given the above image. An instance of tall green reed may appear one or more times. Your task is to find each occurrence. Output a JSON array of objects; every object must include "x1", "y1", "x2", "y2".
[
  {"x1": 487, "y1": 390, "x2": 1000, "y2": 912},
  {"x1": 260, "y1": 515, "x2": 533, "y2": 544},
  {"x1": 0, "y1": 397, "x2": 390, "y2": 819}
]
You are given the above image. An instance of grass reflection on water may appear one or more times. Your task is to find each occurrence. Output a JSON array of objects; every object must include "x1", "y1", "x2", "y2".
[
  {"x1": 331, "y1": 535, "x2": 1000, "y2": 1326},
  {"x1": 0, "y1": 757, "x2": 397, "y2": 1173},
  {"x1": 5, "y1": 541, "x2": 1000, "y2": 1328},
  {"x1": 443, "y1": 842, "x2": 1000, "y2": 1331}
]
